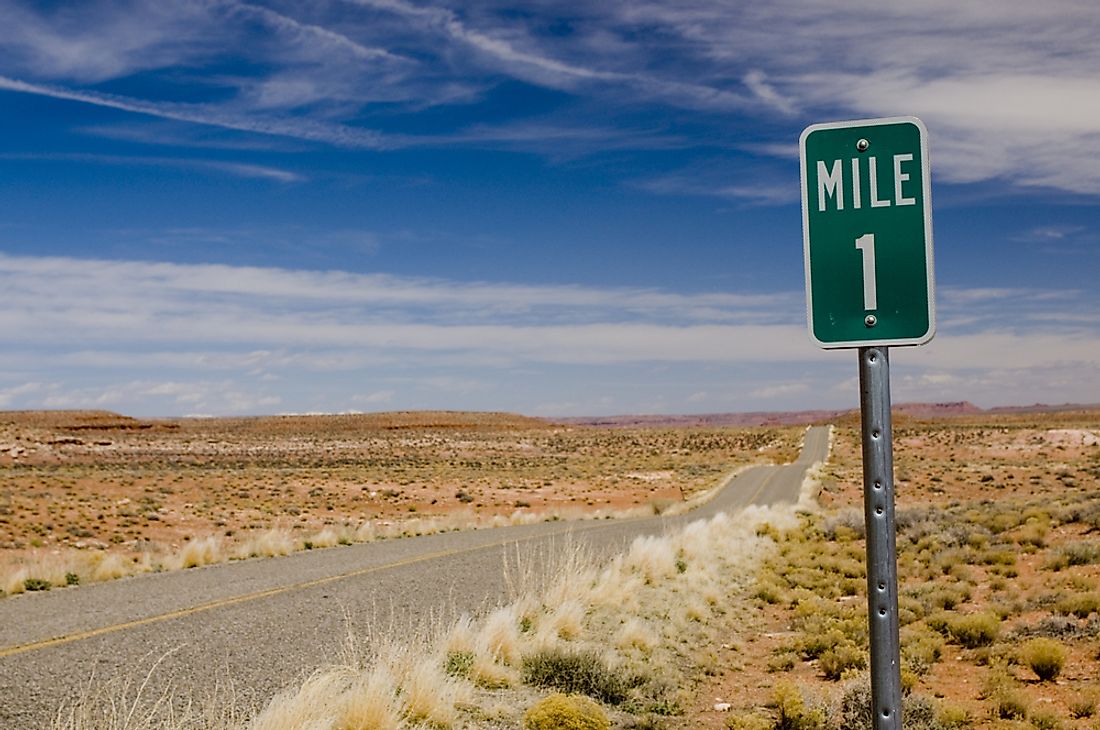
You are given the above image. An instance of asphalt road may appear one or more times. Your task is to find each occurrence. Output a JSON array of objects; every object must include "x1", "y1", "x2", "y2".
[{"x1": 0, "y1": 425, "x2": 829, "y2": 727}]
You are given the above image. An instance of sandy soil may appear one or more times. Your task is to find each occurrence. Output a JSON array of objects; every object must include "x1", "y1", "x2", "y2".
[{"x1": 0, "y1": 410, "x2": 799, "y2": 588}]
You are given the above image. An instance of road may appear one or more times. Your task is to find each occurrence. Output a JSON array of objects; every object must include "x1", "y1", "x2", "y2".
[{"x1": 0, "y1": 425, "x2": 829, "y2": 726}]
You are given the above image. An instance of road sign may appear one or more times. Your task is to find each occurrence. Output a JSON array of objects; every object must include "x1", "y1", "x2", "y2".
[{"x1": 800, "y1": 117, "x2": 935, "y2": 348}]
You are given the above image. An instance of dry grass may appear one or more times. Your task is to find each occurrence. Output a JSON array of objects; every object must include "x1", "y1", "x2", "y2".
[{"x1": 51, "y1": 493, "x2": 803, "y2": 729}]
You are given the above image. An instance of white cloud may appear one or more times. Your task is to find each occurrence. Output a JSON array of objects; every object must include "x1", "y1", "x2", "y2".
[
  {"x1": 751, "y1": 383, "x2": 810, "y2": 400},
  {"x1": 0, "y1": 253, "x2": 1096, "y2": 414}
]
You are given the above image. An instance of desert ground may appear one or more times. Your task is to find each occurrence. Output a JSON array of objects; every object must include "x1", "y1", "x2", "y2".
[
  {"x1": 3, "y1": 407, "x2": 1098, "y2": 729},
  {"x1": 693, "y1": 408, "x2": 1100, "y2": 729},
  {"x1": 0, "y1": 409, "x2": 800, "y2": 593}
]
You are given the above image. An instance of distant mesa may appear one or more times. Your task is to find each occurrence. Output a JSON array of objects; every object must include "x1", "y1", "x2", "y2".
[
  {"x1": 557, "y1": 401, "x2": 1099, "y2": 428},
  {"x1": 0, "y1": 410, "x2": 173, "y2": 431},
  {"x1": 2, "y1": 402, "x2": 1097, "y2": 433}
]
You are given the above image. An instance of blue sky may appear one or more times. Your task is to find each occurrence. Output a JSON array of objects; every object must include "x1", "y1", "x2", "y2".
[{"x1": 1, "y1": 0, "x2": 1098, "y2": 417}]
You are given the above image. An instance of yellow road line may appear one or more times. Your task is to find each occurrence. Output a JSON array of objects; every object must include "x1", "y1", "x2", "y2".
[
  {"x1": 744, "y1": 465, "x2": 783, "y2": 506},
  {"x1": 0, "y1": 528, "x2": 577, "y2": 660}
]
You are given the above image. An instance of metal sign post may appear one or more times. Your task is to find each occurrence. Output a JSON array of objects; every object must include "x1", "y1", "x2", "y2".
[
  {"x1": 800, "y1": 116, "x2": 936, "y2": 730},
  {"x1": 858, "y1": 346, "x2": 901, "y2": 729}
]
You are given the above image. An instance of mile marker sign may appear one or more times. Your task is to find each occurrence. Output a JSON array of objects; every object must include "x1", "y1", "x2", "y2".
[{"x1": 800, "y1": 116, "x2": 935, "y2": 348}]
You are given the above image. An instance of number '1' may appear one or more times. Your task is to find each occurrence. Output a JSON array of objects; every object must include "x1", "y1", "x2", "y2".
[{"x1": 855, "y1": 233, "x2": 877, "y2": 310}]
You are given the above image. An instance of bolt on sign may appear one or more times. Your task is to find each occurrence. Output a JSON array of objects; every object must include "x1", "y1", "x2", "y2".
[{"x1": 800, "y1": 116, "x2": 935, "y2": 349}]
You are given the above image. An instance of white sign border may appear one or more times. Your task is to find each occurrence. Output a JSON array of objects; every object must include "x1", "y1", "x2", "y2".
[{"x1": 800, "y1": 115, "x2": 936, "y2": 349}]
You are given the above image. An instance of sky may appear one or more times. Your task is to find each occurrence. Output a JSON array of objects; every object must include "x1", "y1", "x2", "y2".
[{"x1": 0, "y1": 0, "x2": 1098, "y2": 418}]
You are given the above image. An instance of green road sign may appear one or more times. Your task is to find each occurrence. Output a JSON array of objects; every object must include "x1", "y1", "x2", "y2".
[{"x1": 800, "y1": 116, "x2": 935, "y2": 348}]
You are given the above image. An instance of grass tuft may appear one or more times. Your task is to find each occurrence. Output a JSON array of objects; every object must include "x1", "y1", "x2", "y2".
[{"x1": 522, "y1": 648, "x2": 640, "y2": 705}]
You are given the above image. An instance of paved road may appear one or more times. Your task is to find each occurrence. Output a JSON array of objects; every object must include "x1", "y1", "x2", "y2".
[{"x1": 0, "y1": 426, "x2": 829, "y2": 726}]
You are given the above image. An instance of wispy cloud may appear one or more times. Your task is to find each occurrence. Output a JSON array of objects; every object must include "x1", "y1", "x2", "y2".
[
  {"x1": 0, "y1": 74, "x2": 394, "y2": 149},
  {"x1": 0, "y1": 151, "x2": 303, "y2": 182},
  {"x1": 3, "y1": 0, "x2": 1098, "y2": 193}
]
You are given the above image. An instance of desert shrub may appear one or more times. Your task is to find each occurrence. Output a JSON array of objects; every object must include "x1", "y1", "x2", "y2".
[
  {"x1": 1046, "y1": 541, "x2": 1100, "y2": 570},
  {"x1": 1019, "y1": 638, "x2": 1066, "y2": 681},
  {"x1": 1069, "y1": 693, "x2": 1096, "y2": 719},
  {"x1": 1015, "y1": 521, "x2": 1048, "y2": 549},
  {"x1": 983, "y1": 664, "x2": 1028, "y2": 721},
  {"x1": 835, "y1": 678, "x2": 946, "y2": 730},
  {"x1": 725, "y1": 713, "x2": 772, "y2": 730},
  {"x1": 994, "y1": 692, "x2": 1029, "y2": 721},
  {"x1": 1029, "y1": 710, "x2": 1062, "y2": 730},
  {"x1": 767, "y1": 651, "x2": 798, "y2": 673},
  {"x1": 522, "y1": 649, "x2": 639, "y2": 705},
  {"x1": 897, "y1": 595, "x2": 924, "y2": 626},
  {"x1": 65, "y1": 572, "x2": 80, "y2": 586},
  {"x1": 902, "y1": 625, "x2": 944, "y2": 675},
  {"x1": 924, "y1": 611, "x2": 952, "y2": 637},
  {"x1": 524, "y1": 693, "x2": 609, "y2": 730},
  {"x1": 926, "y1": 587, "x2": 967, "y2": 612},
  {"x1": 822, "y1": 509, "x2": 865, "y2": 541},
  {"x1": 937, "y1": 703, "x2": 970, "y2": 728},
  {"x1": 904, "y1": 694, "x2": 944, "y2": 730},
  {"x1": 23, "y1": 577, "x2": 51, "y2": 592},
  {"x1": 754, "y1": 578, "x2": 785, "y2": 605},
  {"x1": 833, "y1": 680, "x2": 870, "y2": 730},
  {"x1": 1055, "y1": 592, "x2": 1100, "y2": 619},
  {"x1": 818, "y1": 643, "x2": 866, "y2": 681},
  {"x1": 770, "y1": 680, "x2": 826, "y2": 730},
  {"x1": 797, "y1": 628, "x2": 845, "y2": 661},
  {"x1": 1011, "y1": 616, "x2": 1080, "y2": 640},
  {"x1": 980, "y1": 548, "x2": 1017, "y2": 566},
  {"x1": 946, "y1": 612, "x2": 999, "y2": 648}
]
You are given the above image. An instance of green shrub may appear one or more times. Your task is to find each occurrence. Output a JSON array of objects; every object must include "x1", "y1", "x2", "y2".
[
  {"x1": 1055, "y1": 592, "x2": 1100, "y2": 619},
  {"x1": 938, "y1": 703, "x2": 971, "y2": 728},
  {"x1": 65, "y1": 572, "x2": 80, "y2": 586},
  {"x1": 770, "y1": 680, "x2": 826, "y2": 730},
  {"x1": 754, "y1": 578, "x2": 785, "y2": 605},
  {"x1": 767, "y1": 651, "x2": 797, "y2": 673},
  {"x1": 1030, "y1": 710, "x2": 1062, "y2": 730},
  {"x1": 1069, "y1": 693, "x2": 1096, "y2": 719},
  {"x1": 1020, "y1": 638, "x2": 1066, "y2": 681},
  {"x1": 524, "y1": 693, "x2": 609, "y2": 730},
  {"x1": 23, "y1": 577, "x2": 51, "y2": 592},
  {"x1": 902, "y1": 625, "x2": 944, "y2": 675},
  {"x1": 726, "y1": 713, "x2": 772, "y2": 730},
  {"x1": 522, "y1": 649, "x2": 640, "y2": 705},
  {"x1": 946, "y1": 612, "x2": 999, "y2": 648},
  {"x1": 994, "y1": 692, "x2": 1028, "y2": 721},
  {"x1": 445, "y1": 650, "x2": 474, "y2": 678},
  {"x1": 924, "y1": 611, "x2": 953, "y2": 637},
  {"x1": 818, "y1": 643, "x2": 866, "y2": 681},
  {"x1": 797, "y1": 628, "x2": 845, "y2": 661}
]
